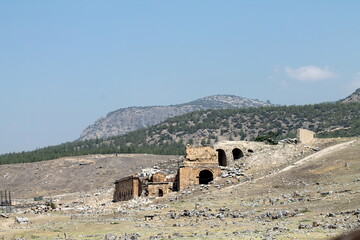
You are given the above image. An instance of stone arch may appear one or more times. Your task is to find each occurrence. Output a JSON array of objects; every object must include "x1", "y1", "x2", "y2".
[
  {"x1": 216, "y1": 149, "x2": 227, "y2": 166},
  {"x1": 232, "y1": 148, "x2": 244, "y2": 160},
  {"x1": 199, "y1": 169, "x2": 214, "y2": 184},
  {"x1": 158, "y1": 189, "x2": 164, "y2": 197}
]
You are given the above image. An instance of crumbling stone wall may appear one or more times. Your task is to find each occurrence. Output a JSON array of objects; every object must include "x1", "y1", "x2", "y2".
[
  {"x1": 113, "y1": 141, "x2": 261, "y2": 200},
  {"x1": 185, "y1": 146, "x2": 217, "y2": 162},
  {"x1": 114, "y1": 171, "x2": 173, "y2": 201},
  {"x1": 176, "y1": 146, "x2": 221, "y2": 190},
  {"x1": 151, "y1": 172, "x2": 166, "y2": 182},
  {"x1": 113, "y1": 175, "x2": 141, "y2": 202},
  {"x1": 147, "y1": 172, "x2": 172, "y2": 197},
  {"x1": 177, "y1": 165, "x2": 221, "y2": 190},
  {"x1": 147, "y1": 182, "x2": 172, "y2": 197},
  {"x1": 211, "y1": 141, "x2": 265, "y2": 168},
  {"x1": 297, "y1": 129, "x2": 316, "y2": 144}
]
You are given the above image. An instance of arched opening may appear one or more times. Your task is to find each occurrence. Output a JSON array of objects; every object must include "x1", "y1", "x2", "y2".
[
  {"x1": 217, "y1": 149, "x2": 227, "y2": 166},
  {"x1": 199, "y1": 170, "x2": 213, "y2": 185},
  {"x1": 232, "y1": 148, "x2": 244, "y2": 160},
  {"x1": 247, "y1": 149, "x2": 254, "y2": 153},
  {"x1": 158, "y1": 189, "x2": 164, "y2": 197}
]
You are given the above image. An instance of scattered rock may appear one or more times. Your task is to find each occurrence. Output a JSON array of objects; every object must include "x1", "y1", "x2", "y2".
[
  {"x1": 104, "y1": 233, "x2": 118, "y2": 240},
  {"x1": 15, "y1": 216, "x2": 29, "y2": 224},
  {"x1": 299, "y1": 224, "x2": 312, "y2": 229}
]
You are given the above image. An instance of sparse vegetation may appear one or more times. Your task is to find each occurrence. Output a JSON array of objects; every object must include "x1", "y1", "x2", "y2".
[{"x1": 0, "y1": 102, "x2": 359, "y2": 165}]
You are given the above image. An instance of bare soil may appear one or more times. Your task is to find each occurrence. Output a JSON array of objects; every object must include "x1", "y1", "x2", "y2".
[
  {"x1": 1, "y1": 138, "x2": 359, "y2": 240},
  {"x1": 0, "y1": 154, "x2": 179, "y2": 198}
]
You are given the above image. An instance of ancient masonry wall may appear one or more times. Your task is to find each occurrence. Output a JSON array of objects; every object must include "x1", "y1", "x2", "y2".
[
  {"x1": 297, "y1": 129, "x2": 316, "y2": 144},
  {"x1": 177, "y1": 146, "x2": 221, "y2": 190},
  {"x1": 177, "y1": 163, "x2": 221, "y2": 190},
  {"x1": 147, "y1": 183, "x2": 172, "y2": 197},
  {"x1": 113, "y1": 129, "x2": 316, "y2": 201},
  {"x1": 147, "y1": 172, "x2": 172, "y2": 197},
  {"x1": 113, "y1": 141, "x2": 265, "y2": 198},
  {"x1": 185, "y1": 145, "x2": 217, "y2": 162},
  {"x1": 113, "y1": 175, "x2": 141, "y2": 202}
]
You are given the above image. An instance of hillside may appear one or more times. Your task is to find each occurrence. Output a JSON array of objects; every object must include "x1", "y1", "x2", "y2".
[
  {"x1": 0, "y1": 154, "x2": 179, "y2": 198},
  {"x1": 1, "y1": 102, "x2": 359, "y2": 165},
  {"x1": 341, "y1": 88, "x2": 360, "y2": 103},
  {"x1": 79, "y1": 95, "x2": 272, "y2": 141},
  {"x1": 1, "y1": 138, "x2": 359, "y2": 239},
  {"x1": 142, "y1": 102, "x2": 360, "y2": 146}
]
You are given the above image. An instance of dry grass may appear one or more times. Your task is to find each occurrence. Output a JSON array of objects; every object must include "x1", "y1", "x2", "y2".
[{"x1": 1, "y1": 138, "x2": 359, "y2": 239}]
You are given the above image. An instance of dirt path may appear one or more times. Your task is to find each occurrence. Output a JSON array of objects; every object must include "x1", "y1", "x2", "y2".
[
  {"x1": 226, "y1": 139, "x2": 358, "y2": 189},
  {"x1": 277, "y1": 139, "x2": 357, "y2": 174}
]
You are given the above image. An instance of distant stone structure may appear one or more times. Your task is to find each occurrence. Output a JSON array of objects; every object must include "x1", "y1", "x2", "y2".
[
  {"x1": 297, "y1": 128, "x2": 316, "y2": 144},
  {"x1": 113, "y1": 175, "x2": 141, "y2": 202},
  {"x1": 113, "y1": 172, "x2": 174, "y2": 202},
  {"x1": 146, "y1": 172, "x2": 173, "y2": 197},
  {"x1": 175, "y1": 145, "x2": 221, "y2": 190},
  {"x1": 174, "y1": 141, "x2": 262, "y2": 190},
  {"x1": 0, "y1": 190, "x2": 12, "y2": 206},
  {"x1": 113, "y1": 129, "x2": 318, "y2": 202},
  {"x1": 113, "y1": 141, "x2": 262, "y2": 201}
]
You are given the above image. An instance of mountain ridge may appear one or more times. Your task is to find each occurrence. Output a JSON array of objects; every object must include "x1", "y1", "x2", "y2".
[
  {"x1": 79, "y1": 94, "x2": 272, "y2": 141},
  {"x1": 340, "y1": 88, "x2": 360, "y2": 103}
]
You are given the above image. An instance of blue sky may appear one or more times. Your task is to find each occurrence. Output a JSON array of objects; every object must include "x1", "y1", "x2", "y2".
[{"x1": 1, "y1": 1, "x2": 359, "y2": 154}]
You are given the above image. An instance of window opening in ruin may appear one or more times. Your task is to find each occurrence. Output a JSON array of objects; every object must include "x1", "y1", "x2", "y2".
[
  {"x1": 216, "y1": 149, "x2": 227, "y2": 166},
  {"x1": 232, "y1": 148, "x2": 244, "y2": 160},
  {"x1": 199, "y1": 170, "x2": 213, "y2": 184},
  {"x1": 158, "y1": 189, "x2": 164, "y2": 197}
]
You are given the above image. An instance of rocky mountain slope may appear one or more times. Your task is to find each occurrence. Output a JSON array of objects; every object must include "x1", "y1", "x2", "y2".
[
  {"x1": 341, "y1": 88, "x2": 360, "y2": 103},
  {"x1": 2, "y1": 101, "x2": 359, "y2": 165},
  {"x1": 79, "y1": 95, "x2": 272, "y2": 140}
]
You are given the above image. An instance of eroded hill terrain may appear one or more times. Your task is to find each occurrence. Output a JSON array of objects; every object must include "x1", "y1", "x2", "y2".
[
  {"x1": 0, "y1": 154, "x2": 179, "y2": 199},
  {"x1": 0, "y1": 137, "x2": 359, "y2": 240}
]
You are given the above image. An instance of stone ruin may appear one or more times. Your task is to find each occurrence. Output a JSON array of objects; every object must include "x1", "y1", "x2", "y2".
[
  {"x1": 113, "y1": 141, "x2": 261, "y2": 202},
  {"x1": 297, "y1": 128, "x2": 316, "y2": 144},
  {"x1": 113, "y1": 129, "x2": 317, "y2": 202},
  {"x1": 113, "y1": 175, "x2": 142, "y2": 202}
]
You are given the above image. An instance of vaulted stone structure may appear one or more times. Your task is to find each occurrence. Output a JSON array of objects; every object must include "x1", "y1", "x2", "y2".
[
  {"x1": 113, "y1": 129, "x2": 315, "y2": 202},
  {"x1": 175, "y1": 145, "x2": 221, "y2": 190}
]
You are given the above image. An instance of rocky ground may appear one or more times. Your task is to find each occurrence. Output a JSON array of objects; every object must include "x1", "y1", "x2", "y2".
[{"x1": 0, "y1": 138, "x2": 359, "y2": 240}]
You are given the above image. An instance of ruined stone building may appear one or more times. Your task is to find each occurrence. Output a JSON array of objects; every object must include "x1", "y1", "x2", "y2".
[
  {"x1": 144, "y1": 172, "x2": 173, "y2": 197},
  {"x1": 113, "y1": 129, "x2": 316, "y2": 202},
  {"x1": 113, "y1": 141, "x2": 260, "y2": 202},
  {"x1": 113, "y1": 171, "x2": 174, "y2": 202},
  {"x1": 297, "y1": 128, "x2": 316, "y2": 144},
  {"x1": 174, "y1": 141, "x2": 260, "y2": 190},
  {"x1": 113, "y1": 175, "x2": 141, "y2": 202}
]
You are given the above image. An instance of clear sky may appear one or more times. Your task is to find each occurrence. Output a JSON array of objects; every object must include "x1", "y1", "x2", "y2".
[{"x1": 1, "y1": 1, "x2": 359, "y2": 154}]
